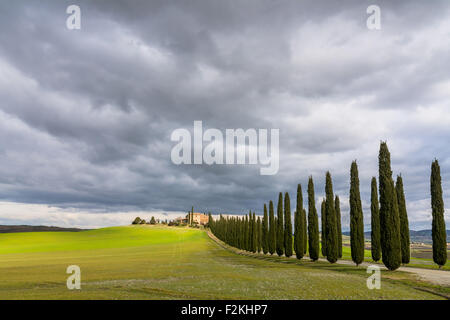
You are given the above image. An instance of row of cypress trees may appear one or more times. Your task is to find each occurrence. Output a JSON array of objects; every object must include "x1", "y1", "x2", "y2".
[
  {"x1": 344, "y1": 142, "x2": 445, "y2": 270},
  {"x1": 209, "y1": 211, "x2": 263, "y2": 253},
  {"x1": 372, "y1": 143, "x2": 447, "y2": 269},
  {"x1": 209, "y1": 142, "x2": 447, "y2": 270},
  {"x1": 210, "y1": 175, "x2": 339, "y2": 263}
]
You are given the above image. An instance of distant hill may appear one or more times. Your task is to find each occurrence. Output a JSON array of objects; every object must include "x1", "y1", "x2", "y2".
[
  {"x1": 0, "y1": 225, "x2": 88, "y2": 233},
  {"x1": 343, "y1": 230, "x2": 450, "y2": 244}
]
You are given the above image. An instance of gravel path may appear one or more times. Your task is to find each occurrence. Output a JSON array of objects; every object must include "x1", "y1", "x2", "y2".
[{"x1": 313, "y1": 257, "x2": 450, "y2": 286}]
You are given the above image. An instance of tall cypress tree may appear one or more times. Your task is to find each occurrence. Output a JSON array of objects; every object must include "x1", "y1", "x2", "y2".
[
  {"x1": 307, "y1": 177, "x2": 320, "y2": 261},
  {"x1": 207, "y1": 213, "x2": 213, "y2": 229},
  {"x1": 431, "y1": 160, "x2": 447, "y2": 268},
  {"x1": 268, "y1": 200, "x2": 276, "y2": 255},
  {"x1": 379, "y1": 142, "x2": 402, "y2": 270},
  {"x1": 240, "y1": 215, "x2": 244, "y2": 250},
  {"x1": 244, "y1": 215, "x2": 249, "y2": 251},
  {"x1": 321, "y1": 199, "x2": 326, "y2": 257},
  {"x1": 284, "y1": 192, "x2": 293, "y2": 257},
  {"x1": 254, "y1": 215, "x2": 258, "y2": 252},
  {"x1": 248, "y1": 215, "x2": 252, "y2": 251},
  {"x1": 262, "y1": 204, "x2": 269, "y2": 254},
  {"x1": 295, "y1": 184, "x2": 305, "y2": 259},
  {"x1": 236, "y1": 218, "x2": 239, "y2": 247},
  {"x1": 240, "y1": 217, "x2": 243, "y2": 249},
  {"x1": 239, "y1": 217, "x2": 243, "y2": 249},
  {"x1": 396, "y1": 175, "x2": 410, "y2": 264},
  {"x1": 252, "y1": 212, "x2": 257, "y2": 253},
  {"x1": 241, "y1": 215, "x2": 245, "y2": 250},
  {"x1": 302, "y1": 209, "x2": 307, "y2": 255},
  {"x1": 276, "y1": 192, "x2": 284, "y2": 256},
  {"x1": 325, "y1": 172, "x2": 338, "y2": 263},
  {"x1": 246, "y1": 213, "x2": 250, "y2": 251},
  {"x1": 248, "y1": 211, "x2": 254, "y2": 252},
  {"x1": 294, "y1": 210, "x2": 299, "y2": 255},
  {"x1": 371, "y1": 177, "x2": 381, "y2": 262},
  {"x1": 257, "y1": 216, "x2": 262, "y2": 253},
  {"x1": 349, "y1": 161, "x2": 364, "y2": 266},
  {"x1": 253, "y1": 212, "x2": 257, "y2": 252},
  {"x1": 335, "y1": 195, "x2": 342, "y2": 258},
  {"x1": 237, "y1": 217, "x2": 241, "y2": 249}
]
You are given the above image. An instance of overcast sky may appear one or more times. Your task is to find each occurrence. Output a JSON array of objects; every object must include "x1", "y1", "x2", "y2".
[{"x1": 0, "y1": 0, "x2": 449, "y2": 230}]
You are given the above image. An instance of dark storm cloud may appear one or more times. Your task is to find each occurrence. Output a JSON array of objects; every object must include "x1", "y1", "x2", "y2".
[{"x1": 0, "y1": 0, "x2": 449, "y2": 229}]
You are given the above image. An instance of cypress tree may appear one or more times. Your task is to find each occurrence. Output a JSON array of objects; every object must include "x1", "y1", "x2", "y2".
[
  {"x1": 349, "y1": 161, "x2": 365, "y2": 266},
  {"x1": 379, "y1": 142, "x2": 402, "y2": 270},
  {"x1": 307, "y1": 177, "x2": 320, "y2": 261},
  {"x1": 257, "y1": 216, "x2": 262, "y2": 253},
  {"x1": 294, "y1": 184, "x2": 305, "y2": 259},
  {"x1": 284, "y1": 192, "x2": 293, "y2": 257},
  {"x1": 253, "y1": 214, "x2": 257, "y2": 252},
  {"x1": 252, "y1": 212, "x2": 257, "y2": 253},
  {"x1": 237, "y1": 217, "x2": 242, "y2": 249},
  {"x1": 229, "y1": 217, "x2": 234, "y2": 246},
  {"x1": 247, "y1": 212, "x2": 252, "y2": 251},
  {"x1": 240, "y1": 216, "x2": 244, "y2": 250},
  {"x1": 244, "y1": 215, "x2": 249, "y2": 251},
  {"x1": 249, "y1": 214, "x2": 252, "y2": 251},
  {"x1": 235, "y1": 218, "x2": 239, "y2": 247},
  {"x1": 321, "y1": 199, "x2": 326, "y2": 257},
  {"x1": 207, "y1": 213, "x2": 213, "y2": 229},
  {"x1": 335, "y1": 195, "x2": 342, "y2": 258},
  {"x1": 248, "y1": 212, "x2": 251, "y2": 251},
  {"x1": 230, "y1": 217, "x2": 233, "y2": 246},
  {"x1": 431, "y1": 160, "x2": 447, "y2": 268},
  {"x1": 262, "y1": 204, "x2": 269, "y2": 254},
  {"x1": 236, "y1": 218, "x2": 240, "y2": 247},
  {"x1": 241, "y1": 216, "x2": 245, "y2": 249},
  {"x1": 302, "y1": 209, "x2": 307, "y2": 255},
  {"x1": 294, "y1": 210, "x2": 298, "y2": 255},
  {"x1": 396, "y1": 175, "x2": 410, "y2": 264},
  {"x1": 370, "y1": 177, "x2": 381, "y2": 262},
  {"x1": 325, "y1": 172, "x2": 338, "y2": 263},
  {"x1": 276, "y1": 192, "x2": 284, "y2": 256},
  {"x1": 268, "y1": 200, "x2": 276, "y2": 255}
]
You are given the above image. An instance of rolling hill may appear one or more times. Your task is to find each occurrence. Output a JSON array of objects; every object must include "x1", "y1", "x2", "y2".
[{"x1": 0, "y1": 225, "x2": 87, "y2": 233}]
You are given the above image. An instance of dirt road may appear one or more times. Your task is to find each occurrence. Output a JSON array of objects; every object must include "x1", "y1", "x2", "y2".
[{"x1": 313, "y1": 257, "x2": 450, "y2": 286}]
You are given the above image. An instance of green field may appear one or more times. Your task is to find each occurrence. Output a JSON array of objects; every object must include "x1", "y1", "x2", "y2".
[{"x1": 0, "y1": 225, "x2": 446, "y2": 299}]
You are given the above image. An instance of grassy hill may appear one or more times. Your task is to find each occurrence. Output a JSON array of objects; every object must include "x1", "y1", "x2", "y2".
[
  {"x1": 0, "y1": 225, "x2": 87, "y2": 233},
  {"x1": 0, "y1": 225, "x2": 446, "y2": 299}
]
